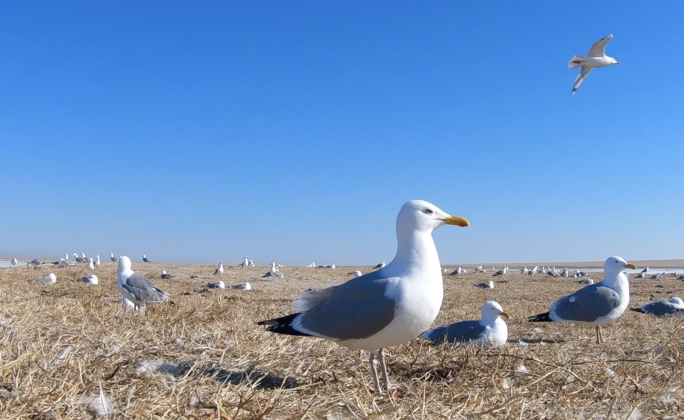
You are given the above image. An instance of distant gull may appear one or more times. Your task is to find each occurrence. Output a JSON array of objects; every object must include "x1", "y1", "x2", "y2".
[
  {"x1": 87, "y1": 258, "x2": 95, "y2": 270},
  {"x1": 422, "y1": 301, "x2": 510, "y2": 346},
  {"x1": 214, "y1": 261, "x2": 224, "y2": 275},
  {"x1": 161, "y1": 270, "x2": 174, "y2": 280},
  {"x1": 373, "y1": 261, "x2": 386, "y2": 269},
  {"x1": 230, "y1": 282, "x2": 252, "y2": 290},
  {"x1": 650, "y1": 273, "x2": 661, "y2": 280},
  {"x1": 110, "y1": 253, "x2": 118, "y2": 262},
  {"x1": 83, "y1": 274, "x2": 99, "y2": 285},
  {"x1": 36, "y1": 273, "x2": 57, "y2": 284},
  {"x1": 528, "y1": 256, "x2": 636, "y2": 344},
  {"x1": 493, "y1": 266, "x2": 508, "y2": 276},
  {"x1": 475, "y1": 281, "x2": 495, "y2": 290},
  {"x1": 640, "y1": 267, "x2": 649, "y2": 274},
  {"x1": 631, "y1": 297, "x2": 684, "y2": 317},
  {"x1": 258, "y1": 200, "x2": 470, "y2": 393},
  {"x1": 95, "y1": 255, "x2": 101, "y2": 268},
  {"x1": 142, "y1": 254, "x2": 151, "y2": 263},
  {"x1": 568, "y1": 34, "x2": 620, "y2": 95},
  {"x1": 117, "y1": 256, "x2": 170, "y2": 310},
  {"x1": 74, "y1": 253, "x2": 84, "y2": 263},
  {"x1": 58, "y1": 258, "x2": 74, "y2": 267},
  {"x1": 248, "y1": 259, "x2": 255, "y2": 267},
  {"x1": 10, "y1": 258, "x2": 17, "y2": 266},
  {"x1": 306, "y1": 262, "x2": 316, "y2": 268},
  {"x1": 27, "y1": 259, "x2": 42, "y2": 267},
  {"x1": 349, "y1": 270, "x2": 363, "y2": 278},
  {"x1": 262, "y1": 262, "x2": 284, "y2": 279},
  {"x1": 450, "y1": 264, "x2": 463, "y2": 275},
  {"x1": 240, "y1": 256, "x2": 249, "y2": 267},
  {"x1": 206, "y1": 280, "x2": 225, "y2": 289},
  {"x1": 577, "y1": 278, "x2": 594, "y2": 285}
]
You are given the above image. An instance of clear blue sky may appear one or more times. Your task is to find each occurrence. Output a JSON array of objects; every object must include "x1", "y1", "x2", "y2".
[{"x1": 1, "y1": 1, "x2": 683, "y2": 265}]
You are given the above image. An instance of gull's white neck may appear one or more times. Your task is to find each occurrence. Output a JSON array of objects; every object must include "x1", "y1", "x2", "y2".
[
  {"x1": 388, "y1": 228, "x2": 441, "y2": 276},
  {"x1": 602, "y1": 271, "x2": 629, "y2": 295}
]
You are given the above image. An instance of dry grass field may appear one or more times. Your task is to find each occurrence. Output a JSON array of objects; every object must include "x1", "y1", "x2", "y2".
[{"x1": 1, "y1": 262, "x2": 683, "y2": 419}]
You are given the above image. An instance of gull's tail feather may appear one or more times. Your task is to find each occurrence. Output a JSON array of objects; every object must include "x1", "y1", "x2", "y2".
[
  {"x1": 528, "y1": 312, "x2": 552, "y2": 322},
  {"x1": 257, "y1": 313, "x2": 312, "y2": 337},
  {"x1": 421, "y1": 326, "x2": 448, "y2": 344},
  {"x1": 568, "y1": 55, "x2": 585, "y2": 69}
]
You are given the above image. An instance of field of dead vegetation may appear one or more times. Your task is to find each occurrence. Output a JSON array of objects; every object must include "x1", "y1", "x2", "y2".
[{"x1": 1, "y1": 262, "x2": 683, "y2": 419}]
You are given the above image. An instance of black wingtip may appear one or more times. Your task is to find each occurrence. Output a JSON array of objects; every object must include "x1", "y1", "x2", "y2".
[
  {"x1": 257, "y1": 313, "x2": 312, "y2": 337},
  {"x1": 630, "y1": 308, "x2": 645, "y2": 313},
  {"x1": 528, "y1": 312, "x2": 552, "y2": 322}
]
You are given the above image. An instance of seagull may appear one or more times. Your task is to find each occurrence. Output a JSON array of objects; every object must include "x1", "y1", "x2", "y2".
[
  {"x1": 110, "y1": 253, "x2": 118, "y2": 262},
  {"x1": 74, "y1": 253, "x2": 84, "y2": 263},
  {"x1": 568, "y1": 34, "x2": 620, "y2": 95},
  {"x1": 577, "y1": 278, "x2": 594, "y2": 285},
  {"x1": 230, "y1": 282, "x2": 252, "y2": 290},
  {"x1": 257, "y1": 200, "x2": 469, "y2": 393},
  {"x1": 58, "y1": 258, "x2": 74, "y2": 267},
  {"x1": 248, "y1": 259, "x2": 255, "y2": 267},
  {"x1": 650, "y1": 273, "x2": 661, "y2": 280},
  {"x1": 349, "y1": 270, "x2": 363, "y2": 278},
  {"x1": 450, "y1": 264, "x2": 463, "y2": 275},
  {"x1": 86, "y1": 258, "x2": 95, "y2": 270},
  {"x1": 373, "y1": 261, "x2": 386, "y2": 269},
  {"x1": 262, "y1": 262, "x2": 284, "y2": 279},
  {"x1": 36, "y1": 273, "x2": 57, "y2": 284},
  {"x1": 206, "y1": 280, "x2": 225, "y2": 289},
  {"x1": 240, "y1": 256, "x2": 249, "y2": 267},
  {"x1": 10, "y1": 258, "x2": 17, "y2": 266},
  {"x1": 493, "y1": 266, "x2": 507, "y2": 276},
  {"x1": 27, "y1": 259, "x2": 42, "y2": 266},
  {"x1": 82, "y1": 274, "x2": 99, "y2": 285},
  {"x1": 528, "y1": 256, "x2": 636, "y2": 344},
  {"x1": 142, "y1": 254, "x2": 151, "y2": 263},
  {"x1": 474, "y1": 264, "x2": 484, "y2": 273},
  {"x1": 421, "y1": 301, "x2": 510, "y2": 346},
  {"x1": 640, "y1": 267, "x2": 649, "y2": 274},
  {"x1": 95, "y1": 255, "x2": 101, "y2": 268},
  {"x1": 631, "y1": 297, "x2": 684, "y2": 317},
  {"x1": 116, "y1": 256, "x2": 170, "y2": 310},
  {"x1": 212, "y1": 261, "x2": 224, "y2": 275},
  {"x1": 161, "y1": 270, "x2": 174, "y2": 280},
  {"x1": 475, "y1": 281, "x2": 495, "y2": 290}
]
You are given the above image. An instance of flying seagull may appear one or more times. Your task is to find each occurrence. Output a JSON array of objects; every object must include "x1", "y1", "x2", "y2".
[
  {"x1": 257, "y1": 200, "x2": 469, "y2": 393},
  {"x1": 422, "y1": 301, "x2": 510, "y2": 346},
  {"x1": 529, "y1": 256, "x2": 635, "y2": 344},
  {"x1": 117, "y1": 256, "x2": 170, "y2": 310},
  {"x1": 568, "y1": 34, "x2": 620, "y2": 95}
]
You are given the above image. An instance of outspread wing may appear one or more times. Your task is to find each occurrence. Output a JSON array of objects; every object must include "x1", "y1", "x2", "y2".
[{"x1": 588, "y1": 34, "x2": 613, "y2": 57}]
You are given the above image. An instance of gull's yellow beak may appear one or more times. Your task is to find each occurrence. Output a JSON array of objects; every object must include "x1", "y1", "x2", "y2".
[
  {"x1": 444, "y1": 215, "x2": 470, "y2": 227},
  {"x1": 500, "y1": 312, "x2": 510, "y2": 320},
  {"x1": 625, "y1": 263, "x2": 637, "y2": 269}
]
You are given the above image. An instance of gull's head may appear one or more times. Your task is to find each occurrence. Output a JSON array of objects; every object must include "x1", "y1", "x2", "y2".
[
  {"x1": 162, "y1": 270, "x2": 167, "y2": 275},
  {"x1": 481, "y1": 300, "x2": 510, "y2": 321},
  {"x1": 668, "y1": 297, "x2": 684, "y2": 307},
  {"x1": 611, "y1": 58, "x2": 621, "y2": 65},
  {"x1": 396, "y1": 200, "x2": 470, "y2": 234},
  {"x1": 604, "y1": 256, "x2": 636, "y2": 273},
  {"x1": 118, "y1": 256, "x2": 133, "y2": 273}
]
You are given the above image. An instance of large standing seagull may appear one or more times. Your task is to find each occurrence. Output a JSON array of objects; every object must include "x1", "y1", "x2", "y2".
[
  {"x1": 257, "y1": 200, "x2": 470, "y2": 392},
  {"x1": 528, "y1": 256, "x2": 636, "y2": 343},
  {"x1": 568, "y1": 34, "x2": 620, "y2": 95},
  {"x1": 117, "y1": 256, "x2": 170, "y2": 310}
]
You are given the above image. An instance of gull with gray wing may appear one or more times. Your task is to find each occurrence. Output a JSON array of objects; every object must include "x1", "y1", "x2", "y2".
[
  {"x1": 258, "y1": 200, "x2": 470, "y2": 393},
  {"x1": 117, "y1": 256, "x2": 170, "y2": 310},
  {"x1": 422, "y1": 301, "x2": 509, "y2": 346},
  {"x1": 568, "y1": 34, "x2": 621, "y2": 95},
  {"x1": 631, "y1": 297, "x2": 684, "y2": 317}
]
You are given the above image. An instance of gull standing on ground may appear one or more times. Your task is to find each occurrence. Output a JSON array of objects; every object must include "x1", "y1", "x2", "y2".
[
  {"x1": 110, "y1": 253, "x2": 118, "y2": 262},
  {"x1": 568, "y1": 34, "x2": 620, "y2": 95},
  {"x1": 528, "y1": 256, "x2": 636, "y2": 344},
  {"x1": 161, "y1": 270, "x2": 174, "y2": 280},
  {"x1": 10, "y1": 258, "x2": 17, "y2": 266},
  {"x1": 74, "y1": 253, "x2": 83, "y2": 263},
  {"x1": 258, "y1": 200, "x2": 470, "y2": 393},
  {"x1": 142, "y1": 255, "x2": 151, "y2": 263},
  {"x1": 116, "y1": 256, "x2": 170, "y2": 310},
  {"x1": 86, "y1": 258, "x2": 95, "y2": 270},
  {"x1": 631, "y1": 297, "x2": 684, "y2": 317},
  {"x1": 450, "y1": 264, "x2": 463, "y2": 275},
  {"x1": 240, "y1": 256, "x2": 249, "y2": 267},
  {"x1": 422, "y1": 301, "x2": 510, "y2": 346},
  {"x1": 214, "y1": 261, "x2": 224, "y2": 275},
  {"x1": 493, "y1": 266, "x2": 508, "y2": 276},
  {"x1": 262, "y1": 262, "x2": 284, "y2": 279},
  {"x1": 95, "y1": 255, "x2": 101, "y2": 268}
]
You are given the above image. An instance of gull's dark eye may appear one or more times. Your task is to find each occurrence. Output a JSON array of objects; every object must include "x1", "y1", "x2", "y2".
[{"x1": 424, "y1": 209, "x2": 433, "y2": 214}]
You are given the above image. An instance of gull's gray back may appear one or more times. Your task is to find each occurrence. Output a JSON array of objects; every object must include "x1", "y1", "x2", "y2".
[
  {"x1": 550, "y1": 283, "x2": 620, "y2": 323},
  {"x1": 422, "y1": 320, "x2": 487, "y2": 344},
  {"x1": 119, "y1": 273, "x2": 170, "y2": 303},
  {"x1": 296, "y1": 270, "x2": 397, "y2": 341},
  {"x1": 642, "y1": 301, "x2": 682, "y2": 317}
]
